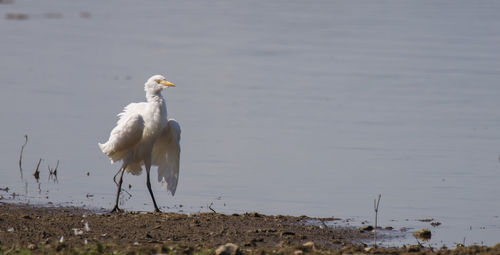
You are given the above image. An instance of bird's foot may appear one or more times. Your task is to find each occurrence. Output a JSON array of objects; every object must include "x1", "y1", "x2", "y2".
[
  {"x1": 111, "y1": 206, "x2": 123, "y2": 213},
  {"x1": 154, "y1": 207, "x2": 161, "y2": 213}
]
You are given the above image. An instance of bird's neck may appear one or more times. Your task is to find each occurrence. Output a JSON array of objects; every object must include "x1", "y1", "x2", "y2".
[
  {"x1": 146, "y1": 91, "x2": 164, "y2": 103},
  {"x1": 146, "y1": 92, "x2": 168, "y2": 125}
]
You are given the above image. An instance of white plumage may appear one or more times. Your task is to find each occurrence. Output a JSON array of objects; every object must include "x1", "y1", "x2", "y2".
[{"x1": 98, "y1": 74, "x2": 180, "y2": 212}]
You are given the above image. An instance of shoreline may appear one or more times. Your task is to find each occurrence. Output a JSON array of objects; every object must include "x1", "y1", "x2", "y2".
[{"x1": 1, "y1": 202, "x2": 499, "y2": 254}]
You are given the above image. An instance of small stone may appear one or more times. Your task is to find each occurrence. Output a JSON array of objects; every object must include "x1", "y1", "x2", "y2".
[
  {"x1": 302, "y1": 241, "x2": 315, "y2": 251},
  {"x1": 72, "y1": 228, "x2": 83, "y2": 235},
  {"x1": 418, "y1": 218, "x2": 433, "y2": 222},
  {"x1": 431, "y1": 222, "x2": 441, "y2": 227},
  {"x1": 332, "y1": 240, "x2": 342, "y2": 245},
  {"x1": 84, "y1": 222, "x2": 90, "y2": 231},
  {"x1": 280, "y1": 231, "x2": 295, "y2": 237},
  {"x1": 215, "y1": 243, "x2": 240, "y2": 255},
  {"x1": 279, "y1": 240, "x2": 291, "y2": 247},
  {"x1": 27, "y1": 244, "x2": 36, "y2": 250},
  {"x1": 413, "y1": 229, "x2": 432, "y2": 241},
  {"x1": 247, "y1": 212, "x2": 261, "y2": 217},
  {"x1": 407, "y1": 245, "x2": 421, "y2": 252},
  {"x1": 359, "y1": 225, "x2": 373, "y2": 232}
]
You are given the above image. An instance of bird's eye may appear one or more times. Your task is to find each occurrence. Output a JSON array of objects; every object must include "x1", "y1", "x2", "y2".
[{"x1": 155, "y1": 80, "x2": 161, "y2": 84}]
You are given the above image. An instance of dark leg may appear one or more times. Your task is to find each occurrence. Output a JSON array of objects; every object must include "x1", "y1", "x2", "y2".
[
  {"x1": 111, "y1": 164, "x2": 126, "y2": 213},
  {"x1": 145, "y1": 157, "x2": 161, "y2": 212},
  {"x1": 113, "y1": 166, "x2": 122, "y2": 185}
]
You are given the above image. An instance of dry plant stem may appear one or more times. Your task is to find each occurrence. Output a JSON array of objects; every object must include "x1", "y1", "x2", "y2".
[
  {"x1": 34, "y1": 158, "x2": 42, "y2": 181},
  {"x1": 54, "y1": 160, "x2": 59, "y2": 176},
  {"x1": 48, "y1": 160, "x2": 60, "y2": 183},
  {"x1": 374, "y1": 194, "x2": 381, "y2": 248},
  {"x1": 208, "y1": 202, "x2": 216, "y2": 213},
  {"x1": 18, "y1": 135, "x2": 28, "y2": 180}
]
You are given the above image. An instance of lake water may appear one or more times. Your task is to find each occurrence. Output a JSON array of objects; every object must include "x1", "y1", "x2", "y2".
[{"x1": 1, "y1": 0, "x2": 500, "y2": 247}]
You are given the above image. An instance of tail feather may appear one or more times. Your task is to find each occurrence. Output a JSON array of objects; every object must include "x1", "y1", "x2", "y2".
[{"x1": 98, "y1": 142, "x2": 120, "y2": 163}]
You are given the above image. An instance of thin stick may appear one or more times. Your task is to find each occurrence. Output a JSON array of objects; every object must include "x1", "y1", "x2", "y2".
[
  {"x1": 53, "y1": 160, "x2": 59, "y2": 176},
  {"x1": 18, "y1": 135, "x2": 28, "y2": 180},
  {"x1": 34, "y1": 158, "x2": 42, "y2": 181},
  {"x1": 208, "y1": 202, "x2": 216, "y2": 213},
  {"x1": 374, "y1": 194, "x2": 381, "y2": 248}
]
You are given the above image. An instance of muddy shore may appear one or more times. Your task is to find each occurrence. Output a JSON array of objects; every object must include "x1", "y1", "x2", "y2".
[{"x1": 0, "y1": 202, "x2": 499, "y2": 254}]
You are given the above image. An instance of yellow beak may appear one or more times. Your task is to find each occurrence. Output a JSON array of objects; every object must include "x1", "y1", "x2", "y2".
[{"x1": 159, "y1": 80, "x2": 175, "y2": 87}]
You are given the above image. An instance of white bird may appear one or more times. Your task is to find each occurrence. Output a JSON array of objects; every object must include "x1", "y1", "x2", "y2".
[{"x1": 98, "y1": 74, "x2": 181, "y2": 212}]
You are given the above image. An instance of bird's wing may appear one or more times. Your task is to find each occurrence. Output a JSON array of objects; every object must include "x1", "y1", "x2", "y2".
[
  {"x1": 152, "y1": 119, "x2": 181, "y2": 195},
  {"x1": 99, "y1": 103, "x2": 145, "y2": 162}
]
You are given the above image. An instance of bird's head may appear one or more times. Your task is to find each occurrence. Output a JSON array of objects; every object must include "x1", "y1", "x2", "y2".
[{"x1": 145, "y1": 74, "x2": 175, "y2": 94}]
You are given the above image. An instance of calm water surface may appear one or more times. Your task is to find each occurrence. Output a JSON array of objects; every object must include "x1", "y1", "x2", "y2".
[{"x1": 1, "y1": 0, "x2": 500, "y2": 247}]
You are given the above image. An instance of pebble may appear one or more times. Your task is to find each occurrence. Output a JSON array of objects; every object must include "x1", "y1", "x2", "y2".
[
  {"x1": 72, "y1": 228, "x2": 83, "y2": 235},
  {"x1": 216, "y1": 243, "x2": 240, "y2": 255},
  {"x1": 280, "y1": 231, "x2": 295, "y2": 237},
  {"x1": 413, "y1": 228, "x2": 432, "y2": 240},
  {"x1": 431, "y1": 222, "x2": 442, "y2": 227},
  {"x1": 302, "y1": 241, "x2": 315, "y2": 251},
  {"x1": 359, "y1": 225, "x2": 373, "y2": 232},
  {"x1": 84, "y1": 222, "x2": 90, "y2": 231},
  {"x1": 247, "y1": 212, "x2": 261, "y2": 217},
  {"x1": 407, "y1": 245, "x2": 421, "y2": 252}
]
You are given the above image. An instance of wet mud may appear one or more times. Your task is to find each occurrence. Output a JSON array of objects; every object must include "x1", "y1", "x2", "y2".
[
  {"x1": 1, "y1": 203, "x2": 500, "y2": 254},
  {"x1": 0, "y1": 203, "x2": 368, "y2": 254}
]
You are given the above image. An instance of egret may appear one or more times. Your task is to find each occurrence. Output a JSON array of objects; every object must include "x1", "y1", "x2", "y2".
[{"x1": 98, "y1": 74, "x2": 181, "y2": 212}]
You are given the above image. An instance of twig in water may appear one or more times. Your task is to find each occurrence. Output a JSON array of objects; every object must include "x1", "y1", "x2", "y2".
[
  {"x1": 18, "y1": 135, "x2": 28, "y2": 180},
  {"x1": 34, "y1": 158, "x2": 42, "y2": 181},
  {"x1": 54, "y1": 160, "x2": 59, "y2": 176},
  {"x1": 374, "y1": 194, "x2": 382, "y2": 248},
  {"x1": 122, "y1": 188, "x2": 132, "y2": 198},
  {"x1": 414, "y1": 237, "x2": 423, "y2": 246},
  {"x1": 208, "y1": 202, "x2": 216, "y2": 213},
  {"x1": 48, "y1": 160, "x2": 60, "y2": 182}
]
